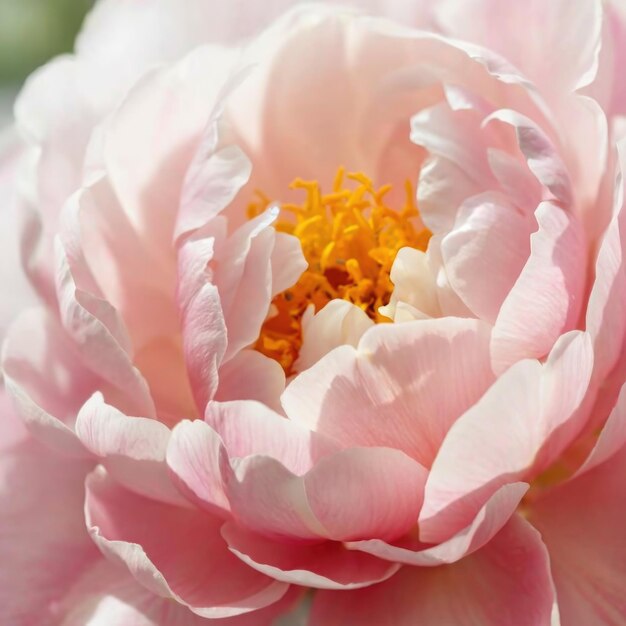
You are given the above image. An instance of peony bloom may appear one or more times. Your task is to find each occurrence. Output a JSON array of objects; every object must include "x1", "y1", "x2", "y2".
[{"x1": 2, "y1": 0, "x2": 626, "y2": 624}]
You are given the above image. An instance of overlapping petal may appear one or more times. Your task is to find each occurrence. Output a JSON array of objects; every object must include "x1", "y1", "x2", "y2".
[
  {"x1": 85, "y1": 468, "x2": 289, "y2": 619},
  {"x1": 310, "y1": 515, "x2": 557, "y2": 626},
  {"x1": 284, "y1": 317, "x2": 494, "y2": 467}
]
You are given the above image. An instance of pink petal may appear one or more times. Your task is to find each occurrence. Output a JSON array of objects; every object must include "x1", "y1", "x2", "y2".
[
  {"x1": 75, "y1": 394, "x2": 188, "y2": 507},
  {"x1": 225, "y1": 446, "x2": 427, "y2": 543},
  {"x1": 310, "y1": 515, "x2": 556, "y2": 626},
  {"x1": 13, "y1": 57, "x2": 115, "y2": 304},
  {"x1": 133, "y1": 335, "x2": 199, "y2": 426},
  {"x1": 73, "y1": 175, "x2": 182, "y2": 358},
  {"x1": 491, "y1": 202, "x2": 586, "y2": 372},
  {"x1": 283, "y1": 318, "x2": 494, "y2": 467},
  {"x1": 176, "y1": 222, "x2": 228, "y2": 412},
  {"x1": 486, "y1": 148, "x2": 542, "y2": 211},
  {"x1": 166, "y1": 419, "x2": 231, "y2": 516},
  {"x1": 56, "y1": 559, "x2": 299, "y2": 626},
  {"x1": 347, "y1": 482, "x2": 527, "y2": 566},
  {"x1": 575, "y1": 381, "x2": 626, "y2": 476},
  {"x1": 604, "y1": 2, "x2": 626, "y2": 118},
  {"x1": 226, "y1": 6, "x2": 520, "y2": 229},
  {"x1": 225, "y1": 454, "x2": 326, "y2": 541},
  {"x1": 0, "y1": 430, "x2": 98, "y2": 625},
  {"x1": 585, "y1": 150, "x2": 626, "y2": 384},
  {"x1": 214, "y1": 210, "x2": 278, "y2": 361},
  {"x1": 178, "y1": 207, "x2": 297, "y2": 403},
  {"x1": 0, "y1": 388, "x2": 29, "y2": 451},
  {"x1": 435, "y1": 0, "x2": 603, "y2": 95},
  {"x1": 168, "y1": 406, "x2": 338, "y2": 523},
  {"x1": 417, "y1": 154, "x2": 485, "y2": 235},
  {"x1": 411, "y1": 103, "x2": 495, "y2": 233},
  {"x1": 2, "y1": 308, "x2": 97, "y2": 457},
  {"x1": 215, "y1": 350, "x2": 286, "y2": 413},
  {"x1": 554, "y1": 94, "x2": 608, "y2": 211},
  {"x1": 529, "y1": 444, "x2": 626, "y2": 625},
  {"x1": 0, "y1": 137, "x2": 35, "y2": 342},
  {"x1": 420, "y1": 331, "x2": 592, "y2": 543},
  {"x1": 222, "y1": 522, "x2": 400, "y2": 590},
  {"x1": 176, "y1": 114, "x2": 251, "y2": 242},
  {"x1": 483, "y1": 110, "x2": 573, "y2": 204},
  {"x1": 303, "y1": 447, "x2": 428, "y2": 542},
  {"x1": 205, "y1": 400, "x2": 338, "y2": 475},
  {"x1": 101, "y1": 47, "x2": 235, "y2": 255},
  {"x1": 441, "y1": 191, "x2": 534, "y2": 324},
  {"x1": 55, "y1": 233, "x2": 156, "y2": 418},
  {"x1": 78, "y1": 0, "x2": 357, "y2": 63},
  {"x1": 85, "y1": 468, "x2": 289, "y2": 619},
  {"x1": 411, "y1": 104, "x2": 495, "y2": 193}
]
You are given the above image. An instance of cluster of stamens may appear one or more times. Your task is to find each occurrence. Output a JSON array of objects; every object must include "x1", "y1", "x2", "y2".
[{"x1": 248, "y1": 167, "x2": 431, "y2": 374}]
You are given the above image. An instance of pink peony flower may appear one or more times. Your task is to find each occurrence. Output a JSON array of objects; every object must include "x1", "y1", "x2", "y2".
[{"x1": 3, "y1": 1, "x2": 626, "y2": 624}]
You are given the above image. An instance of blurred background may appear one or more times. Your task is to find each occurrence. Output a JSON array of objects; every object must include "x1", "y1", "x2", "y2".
[{"x1": 0, "y1": 0, "x2": 93, "y2": 123}]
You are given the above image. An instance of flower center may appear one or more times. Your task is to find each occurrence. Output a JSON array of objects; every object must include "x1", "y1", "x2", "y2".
[{"x1": 248, "y1": 167, "x2": 431, "y2": 374}]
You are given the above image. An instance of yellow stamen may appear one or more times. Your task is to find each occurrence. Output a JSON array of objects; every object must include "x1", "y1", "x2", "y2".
[{"x1": 249, "y1": 168, "x2": 432, "y2": 374}]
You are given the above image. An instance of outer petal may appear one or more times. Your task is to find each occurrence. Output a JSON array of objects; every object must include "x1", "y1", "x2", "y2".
[
  {"x1": 283, "y1": 318, "x2": 494, "y2": 468},
  {"x1": 435, "y1": 0, "x2": 603, "y2": 95},
  {"x1": 420, "y1": 331, "x2": 592, "y2": 543},
  {"x1": 13, "y1": 57, "x2": 116, "y2": 304},
  {"x1": 529, "y1": 444, "x2": 626, "y2": 625},
  {"x1": 0, "y1": 387, "x2": 28, "y2": 451},
  {"x1": 100, "y1": 46, "x2": 235, "y2": 256},
  {"x1": 55, "y1": 559, "x2": 298, "y2": 626},
  {"x1": 310, "y1": 515, "x2": 556, "y2": 626},
  {"x1": 2, "y1": 308, "x2": 97, "y2": 456},
  {"x1": 85, "y1": 468, "x2": 289, "y2": 619},
  {"x1": 0, "y1": 410, "x2": 98, "y2": 625},
  {"x1": 78, "y1": 0, "x2": 436, "y2": 66},
  {"x1": 0, "y1": 136, "x2": 35, "y2": 342}
]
